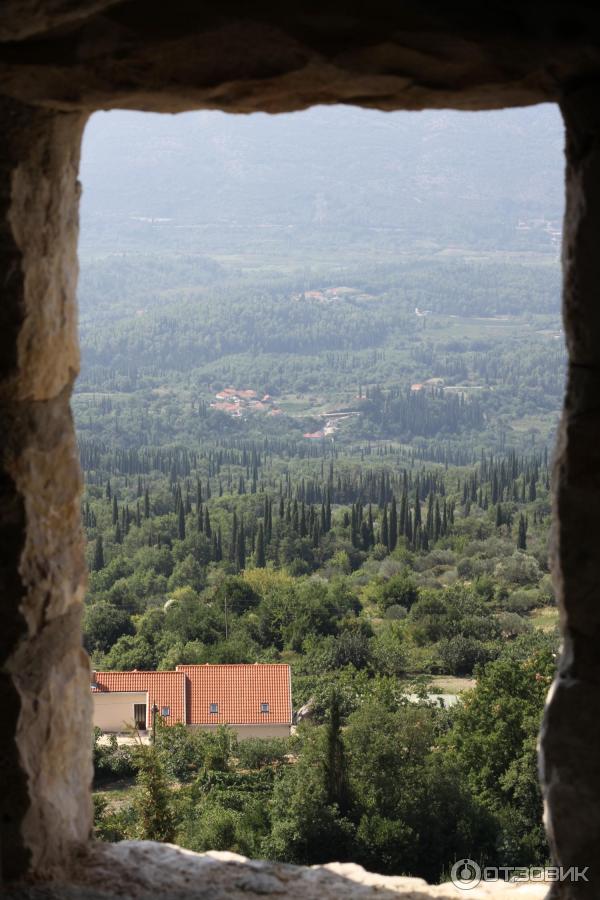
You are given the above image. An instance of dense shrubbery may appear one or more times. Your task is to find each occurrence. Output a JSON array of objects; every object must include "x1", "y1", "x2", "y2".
[
  {"x1": 94, "y1": 644, "x2": 554, "y2": 879},
  {"x1": 82, "y1": 443, "x2": 556, "y2": 685}
]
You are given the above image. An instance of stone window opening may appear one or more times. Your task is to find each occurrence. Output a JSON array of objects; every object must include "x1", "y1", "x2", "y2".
[{"x1": 1, "y1": 6, "x2": 600, "y2": 898}]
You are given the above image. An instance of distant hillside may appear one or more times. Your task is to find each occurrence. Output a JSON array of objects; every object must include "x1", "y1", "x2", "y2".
[{"x1": 80, "y1": 104, "x2": 564, "y2": 257}]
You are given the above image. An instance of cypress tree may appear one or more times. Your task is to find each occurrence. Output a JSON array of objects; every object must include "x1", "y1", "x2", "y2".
[
  {"x1": 112, "y1": 495, "x2": 118, "y2": 525},
  {"x1": 133, "y1": 746, "x2": 176, "y2": 843},
  {"x1": 425, "y1": 497, "x2": 434, "y2": 540},
  {"x1": 517, "y1": 514, "x2": 528, "y2": 550},
  {"x1": 360, "y1": 520, "x2": 370, "y2": 551},
  {"x1": 204, "y1": 507, "x2": 212, "y2": 539},
  {"x1": 414, "y1": 494, "x2": 421, "y2": 530},
  {"x1": 256, "y1": 523, "x2": 266, "y2": 568},
  {"x1": 389, "y1": 497, "x2": 398, "y2": 551},
  {"x1": 177, "y1": 503, "x2": 186, "y2": 540},
  {"x1": 381, "y1": 504, "x2": 389, "y2": 550},
  {"x1": 266, "y1": 498, "x2": 273, "y2": 543},
  {"x1": 299, "y1": 502, "x2": 307, "y2": 538},
  {"x1": 215, "y1": 527, "x2": 223, "y2": 562},
  {"x1": 230, "y1": 511, "x2": 238, "y2": 562},
  {"x1": 144, "y1": 488, "x2": 150, "y2": 519},
  {"x1": 93, "y1": 535, "x2": 105, "y2": 571},
  {"x1": 312, "y1": 520, "x2": 320, "y2": 548},
  {"x1": 405, "y1": 510, "x2": 413, "y2": 544},
  {"x1": 399, "y1": 491, "x2": 407, "y2": 536},
  {"x1": 529, "y1": 475, "x2": 537, "y2": 502},
  {"x1": 236, "y1": 517, "x2": 246, "y2": 572},
  {"x1": 324, "y1": 690, "x2": 350, "y2": 815}
]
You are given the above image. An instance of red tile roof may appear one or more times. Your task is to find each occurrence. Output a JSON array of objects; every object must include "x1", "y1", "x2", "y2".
[
  {"x1": 91, "y1": 671, "x2": 186, "y2": 727},
  {"x1": 177, "y1": 664, "x2": 292, "y2": 726},
  {"x1": 91, "y1": 664, "x2": 292, "y2": 727}
]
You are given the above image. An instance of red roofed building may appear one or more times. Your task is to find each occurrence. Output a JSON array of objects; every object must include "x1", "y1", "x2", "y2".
[
  {"x1": 92, "y1": 670, "x2": 186, "y2": 731},
  {"x1": 91, "y1": 664, "x2": 292, "y2": 739},
  {"x1": 303, "y1": 430, "x2": 325, "y2": 439}
]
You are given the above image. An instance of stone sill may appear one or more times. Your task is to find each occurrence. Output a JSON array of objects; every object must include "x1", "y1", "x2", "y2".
[{"x1": 5, "y1": 841, "x2": 549, "y2": 899}]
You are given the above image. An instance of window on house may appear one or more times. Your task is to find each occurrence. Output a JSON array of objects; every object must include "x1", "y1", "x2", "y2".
[
  {"x1": 261, "y1": 702, "x2": 270, "y2": 713},
  {"x1": 161, "y1": 706, "x2": 170, "y2": 717},
  {"x1": 210, "y1": 702, "x2": 218, "y2": 714}
]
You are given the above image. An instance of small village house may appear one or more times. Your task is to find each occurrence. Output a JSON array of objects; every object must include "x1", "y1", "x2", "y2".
[{"x1": 91, "y1": 663, "x2": 292, "y2": 740}]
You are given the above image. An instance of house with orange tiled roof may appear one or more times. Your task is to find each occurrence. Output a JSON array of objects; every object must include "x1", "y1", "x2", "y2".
[{"x1": 91, "y1": 663, "x2": 292, "y2": 739}]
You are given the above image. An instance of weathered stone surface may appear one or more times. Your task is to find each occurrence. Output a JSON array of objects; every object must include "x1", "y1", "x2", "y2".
[
  {"x1": 0, "y1": 2, "x2": 599, "y2": 114},
  {"x1": 4, "y1": 842, "x2": 551, "y2": 900},
  {"x1": 538, "y1": 82, "x2": 600, "y2": 900},
  {"x1": 0, "y1": 98, "x2": 92, "y2": 880},
  {"x1": 0, "y1": 0, "x2": 122, "y2": 42}
]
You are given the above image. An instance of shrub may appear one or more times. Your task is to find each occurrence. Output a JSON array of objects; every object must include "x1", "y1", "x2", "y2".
[
  {"x1": 378, "y1": 574, "x2": 419, "y2": 612},
  {"x1": 437, "y1": 636, "x2": 493, "y2": 676},
  {"x1": 506, "y1": 589, "x2": 541, "y2": 613},
  {"x1": 236, "y1": 738, "x2": 290, "y2": 769},
  {"x1": 84, "y1": 601, "x2": 135, "y2": 653},
  {"x1": 457, "y1": 557, "x2": 473, "y2": 578},
  {"x1": 156, "y1": 723, "x2": 236, "y2": 781},
  {"x1": 93, "y1": 729, "x2": 137, "y2": 785},
  {"x1": 384, "y1": 604, "x2": 407, "y2": 621}
]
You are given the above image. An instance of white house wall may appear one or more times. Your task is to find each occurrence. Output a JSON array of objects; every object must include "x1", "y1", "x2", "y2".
[{"x1": 93, "y1": 691, "x2": 148, "y2": 733}]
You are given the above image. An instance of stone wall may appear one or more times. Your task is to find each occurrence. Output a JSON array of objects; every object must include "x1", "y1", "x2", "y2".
[
  {"x1": 0, "y1": 97, "x2": 92, "y2": 880},
  {"x1": 0, "y1": 3, "x2": 599, "y2": 115},
  {"x1": 538, "y1": 83, "x2": 600, "y2": 900},
  {"x1": 1, "y1": 1, "x2": 600, "y2": 894}
]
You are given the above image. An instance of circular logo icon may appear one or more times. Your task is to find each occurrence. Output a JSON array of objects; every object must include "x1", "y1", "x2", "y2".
[{"x1": 450, "y1": 859, "x2": 482, "y2": 890}]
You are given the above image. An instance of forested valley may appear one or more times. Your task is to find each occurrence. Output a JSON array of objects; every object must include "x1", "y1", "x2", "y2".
[{"x1": 82, "y1": 104, "x2": 563, "y2": 882}]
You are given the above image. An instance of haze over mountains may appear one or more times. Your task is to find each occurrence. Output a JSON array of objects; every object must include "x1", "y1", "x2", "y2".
[
  {"x1": 76, "y1": 103, "x2": 565, "y2": 451},
  {"x1": 80, "y1": 104, "x2": 564, "y2": 258}
]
